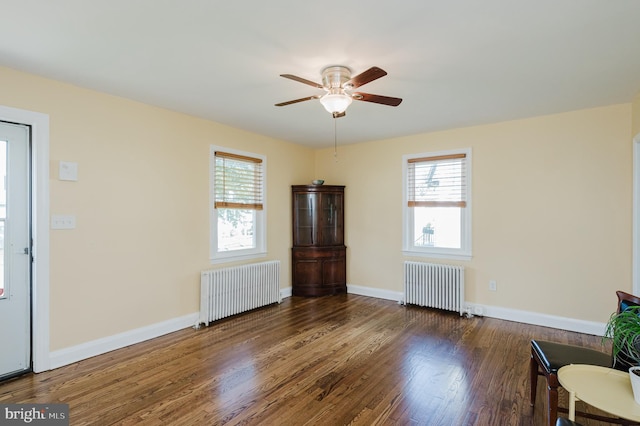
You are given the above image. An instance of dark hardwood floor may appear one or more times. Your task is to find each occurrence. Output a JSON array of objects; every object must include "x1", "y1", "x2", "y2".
[{"x1": 0, "y1": 294, "x2": 618, "y2": 425}]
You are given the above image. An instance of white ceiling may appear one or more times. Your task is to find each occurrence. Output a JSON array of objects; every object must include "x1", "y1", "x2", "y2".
[{"x1": 1, "y1": 1, "x2": 640, "y2": 148}]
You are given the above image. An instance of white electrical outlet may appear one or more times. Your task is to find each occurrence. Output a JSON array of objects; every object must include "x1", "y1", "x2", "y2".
[{"x1": 489, "y1": 280, "x2": 497, "y2": 291}]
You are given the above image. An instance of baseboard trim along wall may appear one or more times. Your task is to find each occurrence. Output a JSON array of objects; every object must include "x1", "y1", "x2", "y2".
[
  {"x1": 347, "y1": 284, "x2": 404, "y2": 303},
  {"x1": 47, "y1": 284, "x2": 607, "y2": 371},
  {"x1": 49, "y1": 312, "x2": 199, "y2": 370},
  {"x1": 347, "y1": 284, "x2": 607, "y2": 336},
  {"x1": 472, "y1": 303, "x2": 607, "y2": 336},
  {"x1": 280, "y1": 287, "x2": 293, "y2": 299}
]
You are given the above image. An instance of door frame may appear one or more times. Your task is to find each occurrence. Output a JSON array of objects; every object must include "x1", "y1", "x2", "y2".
[
  {"x1": 634, "y1": 132, "x2": 640, "y2": 297},
  {"x1": 0, "y1": 105, "x2": 50, "y2": 373}
]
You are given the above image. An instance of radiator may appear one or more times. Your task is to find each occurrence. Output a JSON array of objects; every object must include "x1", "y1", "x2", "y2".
[
  {"x1": 403, "y1": 261, "x2": 465, "y2": 315},
  {"x1": 199, "y1": 260, "x2": 281, "y2": 326}
]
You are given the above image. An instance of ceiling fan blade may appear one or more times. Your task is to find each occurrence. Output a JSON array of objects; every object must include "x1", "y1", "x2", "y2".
[
  {"x1": 280, "y1": 74, "x2": 324, "y2": 89},
  {"x1": 275, "y1": 95, "x2": 321, "y2": 107},
  {"x1": 345, "y1": 67, "x2": 387, "y2": 89},
  {"x1": 352, "y1": 92, "x2": 402, "y2": 107}
]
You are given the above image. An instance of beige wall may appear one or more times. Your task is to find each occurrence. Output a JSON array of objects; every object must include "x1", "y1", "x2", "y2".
[
  {"x1": 0, "y1": 66, "x2": 314, "y2": 350},
  {"x1": 316, "y1": 104, "x2": 633, "y2": 322},
  {"x1": 0, "y1": 63, "x2": 637, "y2": 352}
]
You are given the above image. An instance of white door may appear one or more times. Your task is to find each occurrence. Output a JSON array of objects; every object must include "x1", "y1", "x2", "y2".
[{"x1": 0, "y1": 121, "x2": 31, "y2": 379}]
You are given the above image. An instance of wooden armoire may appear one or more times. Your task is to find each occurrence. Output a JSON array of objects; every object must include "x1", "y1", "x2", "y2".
[{"x1": 291, "y1": 185, "x2": 346, "y2": 296}]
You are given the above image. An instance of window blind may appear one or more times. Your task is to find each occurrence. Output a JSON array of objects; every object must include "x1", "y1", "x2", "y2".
[
  {"x1": 407, "y1": 153, "x2": 467, "y2": 208},
  {"x1": 214, "y1": 151, "x2": 263, "y2": 210}
]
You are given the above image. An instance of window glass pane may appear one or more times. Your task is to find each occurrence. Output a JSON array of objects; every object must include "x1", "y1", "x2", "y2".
[
  {"x1": 412, "y1": 206, "x2": 461, "y2": 249},
  {"x1": 217, "y1": 208, "x2": 256, "y2": 251},
  {"x1": 411, "y1": 158, "x2": 465, "y2": 205},
  {"x1": 210, "y1": 146, "x2": 266, "y2": 262},
  {"x1": 214, "y1": 152, "x2": 263, "y2": 209}
]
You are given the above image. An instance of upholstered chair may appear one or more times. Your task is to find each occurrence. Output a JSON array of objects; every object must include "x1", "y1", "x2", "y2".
[
  {"x1": 555, "y1": 418, "x2": 583, "y2": 426},
  {"x1": 530, "y1": 290, "x2": 640, "y2": 426}
]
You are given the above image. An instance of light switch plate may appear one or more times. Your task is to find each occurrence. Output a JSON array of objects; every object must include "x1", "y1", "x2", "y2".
[
  {"x1": 59, "y1": 161, "x2": 78, "y2": 181},
  {"x1": 51, "y1": 215, "x2": 76, "y2": 229}
]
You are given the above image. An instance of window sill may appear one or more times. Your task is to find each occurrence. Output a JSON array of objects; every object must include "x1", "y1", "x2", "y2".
[
  {"x1": 210, "y1": 251, "x2": 267, "y2": 265},
  {"x1": 402, "y1": 249, "x2": 472, "y2": 261}
]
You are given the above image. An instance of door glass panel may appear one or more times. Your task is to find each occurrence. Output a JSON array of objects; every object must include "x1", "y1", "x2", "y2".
[
  {"x1": 0, "y1": 140, "x2": 5, "y2": 299},
  {"x1": 0, "y1": 121, "x2": 30, "y2": 378}
]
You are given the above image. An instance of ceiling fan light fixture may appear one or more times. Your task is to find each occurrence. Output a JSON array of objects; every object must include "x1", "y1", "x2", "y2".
[
  {"x1": 276, "y1": 65, "x2": 402, "y2": 114},
  {"x1": 319, "y1": 92, "x2": 352, "y2": 114}
]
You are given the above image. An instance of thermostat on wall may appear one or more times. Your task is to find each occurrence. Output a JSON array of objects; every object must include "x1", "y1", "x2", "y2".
[{"x1": 59, "y1": 161, "x2": 78, "y2": 181}]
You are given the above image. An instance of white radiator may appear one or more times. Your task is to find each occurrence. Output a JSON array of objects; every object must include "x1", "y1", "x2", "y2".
[
  {"x1": 199, "y1": 260, "x2": 281, "y2": 326},
  {"x1": 403, "y1": 261, "x2": 465, "y2": 315}
]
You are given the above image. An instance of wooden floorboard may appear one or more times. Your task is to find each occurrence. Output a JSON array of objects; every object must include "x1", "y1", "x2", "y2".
[{"x1": 0, "y1": 294, "x2": 621, "y2": 425}]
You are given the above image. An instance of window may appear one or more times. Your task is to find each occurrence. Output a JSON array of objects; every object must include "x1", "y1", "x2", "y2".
[
  {"x1": 403, "y1": 148, "x2": 471, "y2": 260},
  {"x1": 210, "y1": 146, "x2": 266, "y2": 263}
]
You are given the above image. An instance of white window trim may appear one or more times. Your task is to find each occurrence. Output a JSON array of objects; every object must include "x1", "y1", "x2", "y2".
[
  {"x1": 402, "y1": 147, "x2": 472, "y2": 261},
  {"x1": 209, "y1": 145, "x2": 266, "y2": 264}
]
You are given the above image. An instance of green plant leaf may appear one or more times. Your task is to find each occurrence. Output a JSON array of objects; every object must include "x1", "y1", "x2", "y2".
[{"x1": 604, "y1": 305, "x2": 640, "y2": 367}]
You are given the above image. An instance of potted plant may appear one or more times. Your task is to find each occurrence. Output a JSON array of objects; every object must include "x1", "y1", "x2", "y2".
[{"x1": 604, "y1": 305, "x2": 640, "y2": 404}]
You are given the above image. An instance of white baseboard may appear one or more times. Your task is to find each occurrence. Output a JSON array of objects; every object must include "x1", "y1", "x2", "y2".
[
  {"x1": 47, "y1": 285, "x2": 608, "y2": 371},
  {"x1": 349, "y1": 283, "x2": 607, "y2": 336},
  {"x1": 347, "y1": 284, "x2": 403, "y2": 303},
  {"x1": 49, "y1": 312, "x2": 199, "y2": 369},
  {"x1": 50, "y1": 288, "x2": 292, "y2": 370},
  {"x1": 49, "y1": 289, "x2": 296, "y2": 371},
  {"x1": 280, "y1": 286, "x2": 292, "y2": 299},
  {"x1": 467, "y1": 303, "x2": 607, "y2": 336}
]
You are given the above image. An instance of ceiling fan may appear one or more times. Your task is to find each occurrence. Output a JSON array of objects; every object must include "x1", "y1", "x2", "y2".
[{"x1": 275, "y1": 65, "x2": 402, "y2": 118}]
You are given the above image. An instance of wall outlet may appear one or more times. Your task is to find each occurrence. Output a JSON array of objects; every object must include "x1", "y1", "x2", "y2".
[{"x1": 489, "y1": 280, "x2": 497, "y2": 291}]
